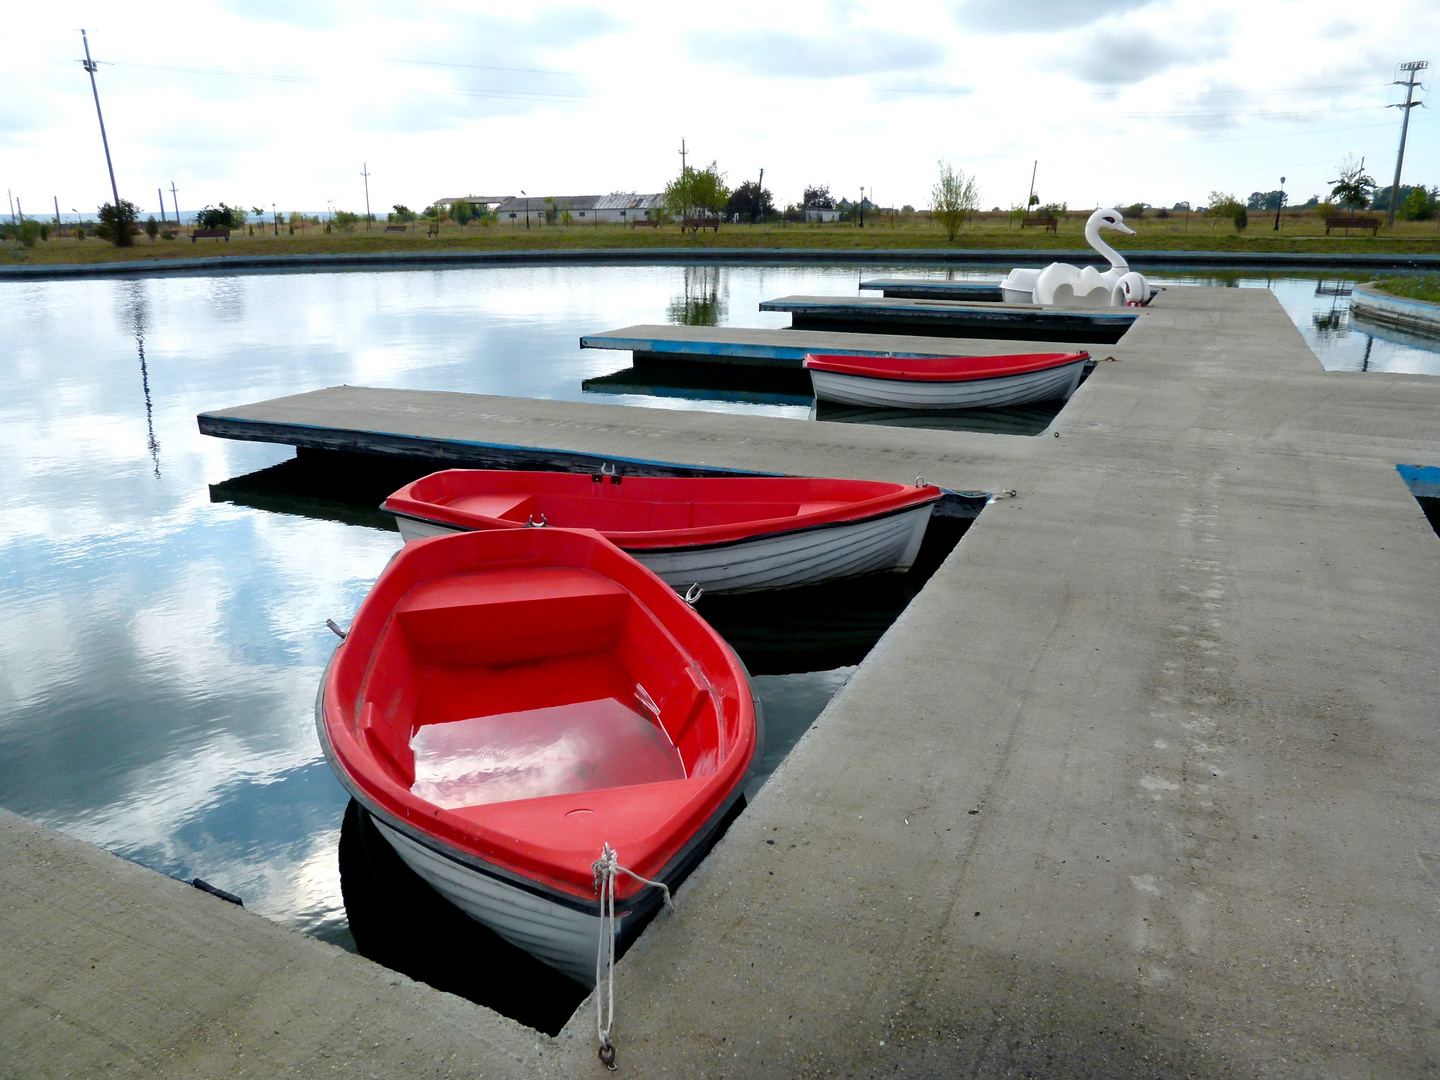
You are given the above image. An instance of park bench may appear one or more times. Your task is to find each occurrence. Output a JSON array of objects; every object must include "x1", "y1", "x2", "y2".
[
  {"x1": 631, "y1": 218, "x2": 662, "y2": 228},
  {"x1": 1324, "y1": 214, "x2": 1380, "y2": 236},
  {"x1": 426, "y1": 221, "x2": 441, "y2": 237},
  {"x1": 384, "y1": 223, "x2": 409, "y2": 233},
  {"x1": 680, "y1": 217, "x2": 720, "y2": 235},
  {"x1": 1021, "y1": 216, "x2": 1059, "y2": 233},
  {"x1": 191, "y1": 228, "x2": 229, "y2": 242}
]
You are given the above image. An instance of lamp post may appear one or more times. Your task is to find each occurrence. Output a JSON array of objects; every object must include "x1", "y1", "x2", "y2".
[
  {"x1": 859, "y1": 186, "x2": 865, "y2": 228},
  {"x1": 521, "y1": 189, "x2": 529, "y2": 229},
  {"x1": 1274, "y1": 176, "x2": 1286, "y2": 231}
]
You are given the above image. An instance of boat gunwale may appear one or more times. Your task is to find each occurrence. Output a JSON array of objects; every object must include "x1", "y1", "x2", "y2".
[
  {"x1": 382, "y1": 473, "x2": 943, "y2": 551},
  {"x1": 385, "y1": 493, "x2": 939, "y2": 554},
  {"x1": 803, "y1": 351, "x2": 1090, "y2": 383}
]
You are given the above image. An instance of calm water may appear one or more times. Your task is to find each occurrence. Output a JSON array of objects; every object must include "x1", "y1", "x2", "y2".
[{"x1": 1, "y1": 263, "x2": 1435, "y2": 960}]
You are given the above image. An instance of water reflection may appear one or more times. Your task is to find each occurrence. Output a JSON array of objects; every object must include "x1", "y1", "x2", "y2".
[
  {"x1": 667, "y1": 265, "x2": 727, "y2": 326},
  {"x1": 124, "y1": 282, "x2": 163, "y2": 478}
]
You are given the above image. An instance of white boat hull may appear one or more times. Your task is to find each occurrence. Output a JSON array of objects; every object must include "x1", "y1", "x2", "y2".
[
  {"x1": 373, "y1": 819, "x2": 608, "y2": 986},
  {"x1": 808, "y1": 357, "x2": 1085, "y2": 410},
  {"x1": 394, "y1": 503, "x2": 934, "y2": 594}
]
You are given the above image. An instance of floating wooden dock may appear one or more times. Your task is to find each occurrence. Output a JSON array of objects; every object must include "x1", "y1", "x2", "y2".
[
  {"x1": 578, "y1": 323, "x2": 1082, "y2": 368},
  {"x1": 859, "y1": 278, "x2": 1004, "y2": 301},
  {"x1": 759, "y1": 294, "x2": 1139, "y2": 342}
]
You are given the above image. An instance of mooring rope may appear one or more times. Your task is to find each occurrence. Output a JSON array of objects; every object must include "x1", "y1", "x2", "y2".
[{"x1": 593, "y1": 843, "x2": 675, "y2": 1070}]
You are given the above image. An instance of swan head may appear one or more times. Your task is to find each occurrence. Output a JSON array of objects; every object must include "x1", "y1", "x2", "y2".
[
  {"x1": 1089, "y1": 208, "x2": 1135, "y2": 237},
  {"x1": 1114, "y1": 271, "x2": 1150, "y2": 306}
]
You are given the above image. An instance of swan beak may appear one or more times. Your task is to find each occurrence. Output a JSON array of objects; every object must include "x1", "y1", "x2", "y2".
[{"x1": 1115, "y1": 222, "x2": 1136, "y2": 236}]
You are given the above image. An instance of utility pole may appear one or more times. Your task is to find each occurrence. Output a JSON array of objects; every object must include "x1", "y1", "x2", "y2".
[
  {"x1": 521, "y1": 189, "x2": 529, "y2": 229},
  {"x1": 79, "y1": 30, "x2": 121, "y2": 213},
  {"x1": 361, "y1": 162, "x2": 372, "y2": 229},
  {"x1": 170, "y1": 182, "x2": 180, "y2": 226},
  {"x1": 158, "y1": 187, "x2": 166, "y2": 224},
  {"x1": 757, "y1": 167, "x2": 763, "y2": 223},
  {"x1": 678, "y1": 138, "x2": 687, "y2": 175},
  {"x1": 1026, "y1": 160, "x2": 1037, "y2": 211},
  {"x1": 7, "y1": 190, "x2": 13, "y2": 223},
  {"x1": 1386, "y1": 60, "x2": 1428, "y2": 228},
  {"x1": 54, "y1": 196, "x2": 61, "y2": 224}
]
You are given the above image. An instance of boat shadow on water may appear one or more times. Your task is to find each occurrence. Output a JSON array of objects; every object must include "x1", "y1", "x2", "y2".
[{"x1": 339, "y1": 798, "x2": 589, "y2": 1034}]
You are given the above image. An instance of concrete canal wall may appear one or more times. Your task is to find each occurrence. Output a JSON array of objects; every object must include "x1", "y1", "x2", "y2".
[
  {"x1": 4, "y1": 287, "x2": 1440, "y2": 1077},
  {"x1": 3, "y1": 248, "x2": 1440, "y2": 281},
  {"x1": 1350, "y1": 282, "x2": 1440, "y2": 338}
]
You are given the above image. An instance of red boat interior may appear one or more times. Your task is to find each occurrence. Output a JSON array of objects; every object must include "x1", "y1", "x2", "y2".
[
  {"x1": 385, "y1": 471, "x2": 942, "y2": 549},
  {"x1": 803, "y1": 350, "x2": 1090, "y2": 382},
  {"x1": 323, "y1": 529, "x2": 756, "y2": 897}
]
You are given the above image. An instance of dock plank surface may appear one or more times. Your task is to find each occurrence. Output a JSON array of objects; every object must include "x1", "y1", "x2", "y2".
[
  {"x1": 859, "y1": 278, "x2": 1005, "y2": 301},
  {"x1": 8, "y1": 287, "x2": 1440, "y2": 1077},
  {"x1": 760, "y1": 293, "x2": 1140, "y2": 342},
  {"x1": 579, "y1": 323, "x2": 1081, "y2": 367}
]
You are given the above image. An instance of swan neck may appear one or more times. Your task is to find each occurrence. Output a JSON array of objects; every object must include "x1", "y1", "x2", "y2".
[{"x1": 1087, "y1": 218, "x2": 1128, "y2": 271}]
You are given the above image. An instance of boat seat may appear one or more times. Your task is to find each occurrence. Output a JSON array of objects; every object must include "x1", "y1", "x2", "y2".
[
  {"x1": 397, "y1": 567, "x2": 630, "y2": 666},
  {"x1": 447, "y1": 493, "x2": 538, "y2": 523}
]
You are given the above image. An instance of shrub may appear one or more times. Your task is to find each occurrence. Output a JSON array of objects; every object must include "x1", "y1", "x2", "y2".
[
  {"x1": 145, "y1": 216, "x2": 160, "y2": 240},
  {"x1": 1401, "y1": 186, "x2": 1437, "y2": 222},
  {"x1": 1232, "y1": 206, "x2": 1248, "y2": 231},
  {"x1": 931, "y1": 161, "x2": 980, "y2": 241},
  {"x1": 95, "y1": 200, "x2": 141, "y2": 246},
  {"x1": 195, "y1": 204, "x2": 243, "y2": 229},
  {"x1": 451, "y1": 200, "x2": 472, "y2": 226},
  {"x1": 1125, "y1": 202, "x2": 1146, "y2": 218},
  {"x1": 1155, "y1": 207, "x2": 1170, "y2": 219}
]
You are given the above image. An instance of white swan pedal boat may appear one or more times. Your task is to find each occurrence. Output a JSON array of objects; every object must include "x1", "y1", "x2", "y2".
[
  {"x1": 318, "y1": 527, "x2": 760, "y2": 986},
  {"x1": 384, "y1": 470, "x2": 943, "y2": 595},
  {"x1": 804, "y1": 350, "x2": 1090, "y2": 409}
]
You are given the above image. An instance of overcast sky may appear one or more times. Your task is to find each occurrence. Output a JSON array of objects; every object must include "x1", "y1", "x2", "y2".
[{"x1": 3, "y1": 0, "x2": 1438, "y2": 219}]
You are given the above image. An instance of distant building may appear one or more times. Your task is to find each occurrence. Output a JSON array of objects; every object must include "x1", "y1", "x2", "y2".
[
  {"x1": 493, "y1": 194, "x2": 665, "y2": 225},
  {"x1": 804, "y1": 208, "x2": 841, "y2": 223},
  {"x1": 593, "y1": 193, "x2": 666, "y2": 224},
  {"x1": 433, "y1": 195, "x2": 510, "y2": 212}
]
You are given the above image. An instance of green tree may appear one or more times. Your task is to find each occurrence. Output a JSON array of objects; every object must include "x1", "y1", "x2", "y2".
[
  {"x1": 390, "y1": 204, "x2": 416, "y2": 223},
  {"x1": 930, "y1": 161, "x2": 979, "y2": 241},
  {"x1": 1232, "y1": 206, "x2": 1248, "y2": 231},
  {"x1": 1205, "y1": 191, "x2": 1242, "y2": 217},
  {"x1": 726, "y1": 180, "x2": 774, "y2": 222},
  {"x1": 1328, "y1": 155, "x2": 1375, "y2": 209},
  {"x1": 665, "y1": 162, "x2": 730, "y2": 221},
  {"x1": 95, "y1": 200, "x2": 141, "y2": 246},
  {"x1": 802, "y1": 185, "x2": 835, "y2": 210},
  {"x1": 451, "y1": 199, "x2": 472, "y2": 226},
  {"x1": 1401, "y1": 186, "x2": 1438, "y2": 221},
  {"x1": 195, "y1": 204, "x2": 244, "y2": 229},
  {"x1": 144, "y1": 215, "x2": 160, "y2": 241}
]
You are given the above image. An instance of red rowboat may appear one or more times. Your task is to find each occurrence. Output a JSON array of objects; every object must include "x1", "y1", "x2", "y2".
[
  {"x1": 804, "y1": 350, "x2": 1090, "y2": 409},
  {"x1": 317, "y1": 528, "x2": 759, "y2": 985},
  {"x1": 384, "y1": 470, "x2": 943, "y2": 594}
]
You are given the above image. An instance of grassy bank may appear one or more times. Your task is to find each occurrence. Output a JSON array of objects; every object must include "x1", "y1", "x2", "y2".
[
  {"x1": 6, "y1": 212, "x2": 1440, "y2": 267},
  {"x1": 1370, "y1": 273, "x2": 1440, "y2": 304}
]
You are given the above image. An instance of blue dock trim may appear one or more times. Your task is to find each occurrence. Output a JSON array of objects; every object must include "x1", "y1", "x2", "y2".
[
  {"x1": 579, "y1": 334, "x2": 968, "y2": 365},
  {"x1": 197, "y1": 412, "x2": 987, "y2": 517},
  {"x1": 1397, "y1": 464, "x2": 1440, "y2": 500},
  {"x1": 858, "y1": 280, "x2": 1005, "y2": 302}
]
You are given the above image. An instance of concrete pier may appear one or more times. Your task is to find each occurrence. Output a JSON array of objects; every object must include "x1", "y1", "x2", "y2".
[
  {"x1": 578, "y1": 323, "x2": 1081, "y2": 368},
  {"x1": 759, "y1": 294, "x2": 1140, "y2": 342},
  {"x1": 7, "y1": 286, "x2": 1440, "y2": 1077},
  {"x1": 859, "y1": 278, "x2": 1005, "y2": 301}
]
